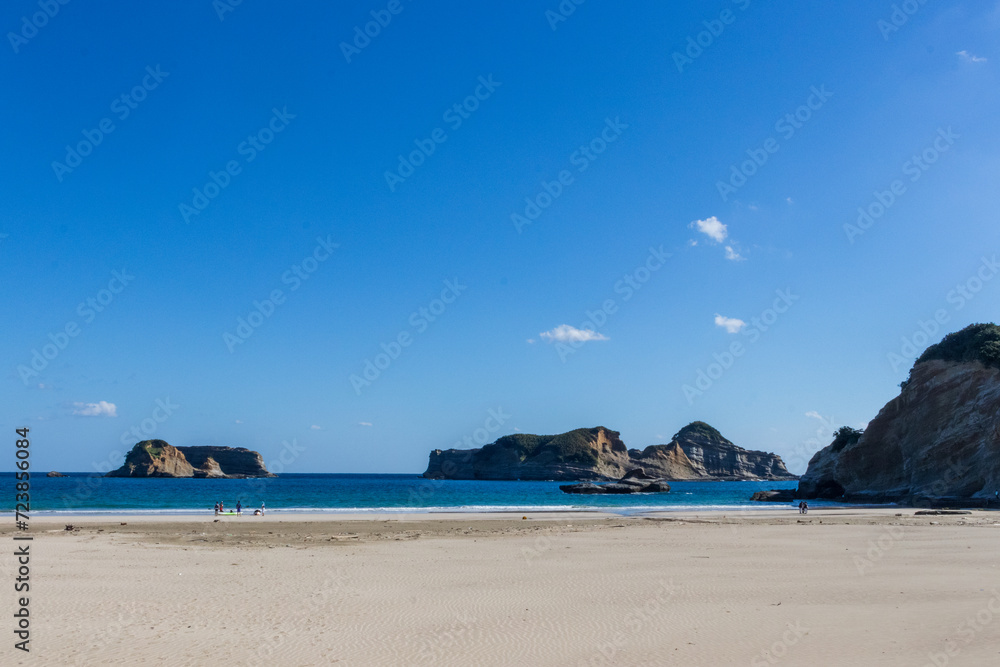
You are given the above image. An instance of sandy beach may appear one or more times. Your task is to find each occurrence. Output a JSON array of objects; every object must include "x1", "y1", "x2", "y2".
[{"x1": 6, "y1": 508, "x2": 1000, "y2": 666}]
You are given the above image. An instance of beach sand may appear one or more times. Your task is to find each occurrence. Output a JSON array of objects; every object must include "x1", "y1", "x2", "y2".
[{"x1": 5, "y1": 508, "x2": 1000, "y2": 666}]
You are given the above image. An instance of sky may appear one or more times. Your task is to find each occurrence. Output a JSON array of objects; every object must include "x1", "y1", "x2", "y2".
[{"x1": 2, "y1": 0, "x2": 999, "y2": 475}]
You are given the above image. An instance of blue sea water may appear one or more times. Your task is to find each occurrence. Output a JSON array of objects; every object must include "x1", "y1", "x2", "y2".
[{"x1": 1, "y1": 473, "x2": 828, "y2": 515}]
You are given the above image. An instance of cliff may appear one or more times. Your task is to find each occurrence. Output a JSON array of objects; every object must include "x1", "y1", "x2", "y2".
[
  {"x1": 798, "y1": 323, "x2": 1000, "y2": 505},
  {"x1": 105, "y1": 440, "x2": 275, "y2": 478},
  {"x1": 423, "y1": 422, "x2": 795, "y2": 481}
]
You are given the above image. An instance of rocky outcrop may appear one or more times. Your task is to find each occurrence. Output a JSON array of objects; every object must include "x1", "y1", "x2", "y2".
[
  {"x1": 797, "y1": 324, "x2": 1000, "y2": 506},
  {"x1": 560, "y1": 469, "x2": 672, "y2": 494},
  {"x1": 423, "y1": 422, "x2": 795, "y2": 481},
  {"x1": 105, "y1": 440, "x2": 274, "y2": 478},
  {"x1": 47, "y1": 471, "x2": 66, "y2": 477}
]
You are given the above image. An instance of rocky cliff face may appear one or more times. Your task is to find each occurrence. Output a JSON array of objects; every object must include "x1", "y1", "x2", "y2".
[
  {"x1": 798, "y1": 324, "x2": 1000, "y2": 505},
  {"x1": 106, "y1": 440, "x2": 275, "y2": 478},
  {"x1": 423, "y1": 423, "x2": 795, "y2": 481}
]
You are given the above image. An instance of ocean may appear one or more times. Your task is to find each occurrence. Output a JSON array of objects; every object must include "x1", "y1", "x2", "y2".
[{"x1": 2, "y1": 473, "x2": 825, "y2": 515}]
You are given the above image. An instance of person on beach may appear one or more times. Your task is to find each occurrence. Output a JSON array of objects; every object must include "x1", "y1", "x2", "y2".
[
  {"x1": 260, "y1": 502, "x2": 265, "y2": 515},
  {"x1": 219, "y1": 501, "x2": 224, "y2": 514},
  {"x1": 236, "y1": 501, "x2": 242, "y2": 516},
  {"x1": 214, "y1": 502, "x2": 219, "y2": 516},
  {"x1": 798, "y1": 501, "x2": 808, "y2": 514}
]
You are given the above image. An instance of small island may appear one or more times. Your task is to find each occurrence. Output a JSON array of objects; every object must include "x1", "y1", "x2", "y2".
[{"x1": 105, "y1": 440, "x2": 275, "y2": 478}]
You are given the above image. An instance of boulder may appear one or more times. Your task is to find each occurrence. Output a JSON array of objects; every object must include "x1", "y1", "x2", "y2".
[
  {"x1": 560, "y1": 472, "x2": 671, "y2": 495},
  {"x1": 47, "y1": 471, "x2": 66, "y2": 477}
]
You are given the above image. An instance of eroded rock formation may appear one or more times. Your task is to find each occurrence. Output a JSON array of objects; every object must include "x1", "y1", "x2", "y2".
[{"x1": 105, "y1": 440, "x2": 274, "y2": 478}]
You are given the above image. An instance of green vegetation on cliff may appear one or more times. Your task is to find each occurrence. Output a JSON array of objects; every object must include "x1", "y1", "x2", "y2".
[
  {"x1": 673, "y1": 421, "x2": 726, "y2": 442},
  {"x1": 915, "y1": 323, "x2": 1000, "y2": 369},
  {"x1": 475, "y1": 427, "x2": 607, "y2": 466}
]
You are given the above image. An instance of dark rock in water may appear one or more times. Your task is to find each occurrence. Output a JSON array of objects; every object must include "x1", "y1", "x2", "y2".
[
  {"x1": 425, "y1": 422, "x2": 795, "y2": 482},
  {"x1": 560, "y1": 472, "x2": 671, "y2": 495},
  {"x1": 914, "y1": 510, "x2": 972, "y2": 515},
  {"x1": 750, "y1": 489, "x2": 797, "y2": 502},
  {"x1": 797, "y1": 324, "x2": 1000, "y2": 506},
  {"x1": 47, "y1": 471, "x2": 66, "y2": 477},
  {"x1": 559, "y1": 482, "x2": 605, "y2": 494},
  {"x1": 106, "y1": 440, "x2": 275, "y2": 478}
]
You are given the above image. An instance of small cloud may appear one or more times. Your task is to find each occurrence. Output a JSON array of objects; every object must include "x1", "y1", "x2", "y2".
[
  {"x1": 687, "y1": 239, "x2": 698, "y2": 247},
  {"x1": 310, "y1": 425, "x2": 322, "y2": 430},
  {"x1": 689, "y1": 216, "x2": 727, "y2": 243},
  {"x1": 37, "y1": 383, "x2": 50, "y2": 390},
  {"x1": 513, "y1": 427, "x2": 521, "y2": 432},
  {"x1": 72, "y1": 401, "x2": 117, "y2": 417},
  {"x1": 957, "y1": 50, "x2": 987, "y2": 63},
  {"x1": 805, "y1": 411, "x2": 823, "y2": 421},
  {"x1": 235, "y1": 419, "x2": 243, "y2": 424},
  {"x1": 539, "y1": 324, "x2": 609, "y2": 343},
  {"x1": 786, "y1": 197, "x2": 794, "y2": 204},
  {"x1": 359, "y1": 422, "x2": 373, "y2": 427},
  {"x1": 714, "y1": 314, "x2": 745, "y2": 334},
  {"x1": 526, "y1": 338, "x2": 536, "y2": 344},
  {"x1": 724, "y1": 246, "x2": 743, "y2": 261}
]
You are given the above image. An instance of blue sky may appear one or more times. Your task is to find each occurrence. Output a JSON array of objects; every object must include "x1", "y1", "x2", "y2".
[{"x1": 2, "y1": 0, "x2": 998, "y2": 474}]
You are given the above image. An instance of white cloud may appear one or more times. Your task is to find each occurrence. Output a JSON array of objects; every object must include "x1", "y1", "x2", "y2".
[
  {"x1": 690, "y1": 216, "x2": 727, "y2": 243},
  {"x1": 539, "y1": 324, "x2": 609, "y2": 343},
  {"x1": 235, "y1": 419, "x2": 243, "y2": 424},
  {"x1": 72, "y1": 401, "x2": 117, "y2": 417},
  {"x1": 526, "y1": 338, "x2": 536, "y2": 344},
  {"x1": 714, "y1": 314, "x2": 745, "y2": 334},
  {"x1": 359, "y1": 422, "x2": 373, "y2": 427},
  {"x1": 724, "y1": 246, "x2": 743, "y2": 261},
  {"x1": 805, "y1": 411, "x2": 824, "y2": 421},
  {"x1": 957, "y1": 50, "x2": 987, "y2": 63},
  {"x1": 310, "y1": 425, "x2": 321, "y2": 430}
]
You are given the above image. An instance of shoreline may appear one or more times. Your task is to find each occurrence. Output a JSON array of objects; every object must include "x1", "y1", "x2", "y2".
[{"x1": 11, "y1": 505, "x2": 993, "y2": 525}]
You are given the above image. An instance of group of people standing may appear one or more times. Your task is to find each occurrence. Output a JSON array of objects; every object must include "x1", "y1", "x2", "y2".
[{"x1": 214, "y1": 501, "x2": 265, "y2": 516}]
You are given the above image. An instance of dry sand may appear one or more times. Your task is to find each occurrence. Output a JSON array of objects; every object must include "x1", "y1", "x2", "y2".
[{"x1": 5, "y1": 508, "x2": 1000, "y2": 666}]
